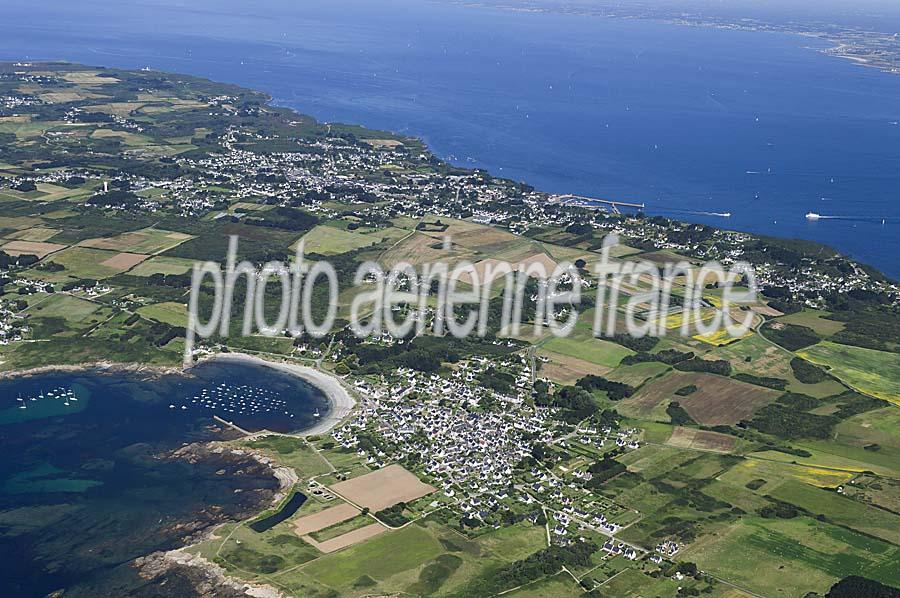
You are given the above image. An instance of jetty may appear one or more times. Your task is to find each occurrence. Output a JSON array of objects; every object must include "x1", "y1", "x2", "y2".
[
  {"x1": 213, "y1": 415, "x2": 253, "y2": 436},
  {"x1": 551, "y1": 194, "x2": 645, "y2": 214}
]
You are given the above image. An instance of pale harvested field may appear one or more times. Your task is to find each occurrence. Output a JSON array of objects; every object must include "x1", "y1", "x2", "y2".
[
  {"x1": 458, "y1": 253, "x2": 560, "y2": 286},
  {"x1": 666, "y1": 426, "x2": 736, "y2": 453},
  {"x1": 451, "y1": 226, "x2": 523, "y2": 253},
  {"x1": 751, "y1": 304, "x2": 784, "y2": 317},
  {"x1": 676, "y1": 375, "x2": 779, "y2": 426},
  {"x1": 329, "y1": 464, "x2": 435, "y2": 511},
  {"x1": 302, "y1": 523, "x2": 387, "y2": 553},
  {"x1": 38, "y1": 90, "x2": 107, "y2": 103},
  {"x1": 61, "y1": 71, "x2": 119, "y2": 85},
  {"x1": 89, "y1": 101, "x2": 146, "y2": 116},
  {"x1": 634, "y1": 250, "x2": 695, "y2": 266},
  {"x1": 0, "y1": 216, "x2": 42, "y2": 230},
  {"x1": 380, "y1": 232, "x2": 475, "y2": 267},
  {"x1": 364, "y1": 138, "x2": 403, "y2": 148},
  {"x1": 100, "y1": 252, "x2": 150, "y2": 270},
  {"x1": 79, "y1": 229, "x2": 192, "y2": 254},
  {"x1": 293, "y1": 503, "x2": 360, "y2": 536},
  {"x1": 519, "y1": 252, "x2": 561, "y2": 273},
  {"x1": 538, "y1": 349, "x2": 610, "y2": 385},
  {"x1": 6, "y1": 227, "x2": 59, "y2": 242},
  {"x1": 128, "y1": 256, "x2": 197, "y2": 277},
  {"x1": 623, "y1": 370, "x2": 779, "y2": 425},
  {"x1": 457, "y1": 258, "x2": 511, "y2": 286},
  {"x1": 1, "y1": 240, "x2": 67, "y2": 258}
]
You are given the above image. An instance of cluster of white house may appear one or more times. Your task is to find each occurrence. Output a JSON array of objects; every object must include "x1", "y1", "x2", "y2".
[{"x1": 331, "y1": 353, "x2": 644, "y2": 544}]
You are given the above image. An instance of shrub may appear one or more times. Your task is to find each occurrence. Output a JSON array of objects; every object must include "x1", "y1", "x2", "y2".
[
  {"x1": 790, "y1": 357, "x2": 829, "y2": 384},
  {"x1": 675, "y1": 384, "x2": 697, "y2": 396},
  {"x1": 674, "y1": 358, "x2": 731, "y2": 376},
  {"x1": 763, "y1": 322, "x2": 819, "y2": 351},
  {"x1": 667, "y1": 401, "x2": 696, "y2": 426}
]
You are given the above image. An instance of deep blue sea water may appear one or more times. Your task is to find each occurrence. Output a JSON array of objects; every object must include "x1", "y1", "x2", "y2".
[
  {"x1": 2, "y1": 0, "x2": 899, "y2": 277},
  {"x1": 0, "y1": 361, "x2": 327, "y2": 596}
]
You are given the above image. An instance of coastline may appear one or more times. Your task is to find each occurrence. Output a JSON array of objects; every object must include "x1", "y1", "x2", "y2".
[
  {"x1": 132, "y1": 357, "x2": 354, "y2": 598},
  {"x1": 200, "y1": 352, "x2": 357, "y2": 437},
  {"x1": 0, "y1": 351, "x2": 357, "y2": 436},
  {"x1": 0, "y1": 359, "x2": 186, "y2": 381},
  {"x1": 134, "y1": 440, "x2": 297, "y2": 598}
]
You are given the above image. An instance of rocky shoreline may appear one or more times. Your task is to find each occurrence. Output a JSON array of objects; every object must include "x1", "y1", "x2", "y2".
[
  {"x1": 0, "y1": 359, "x2": 187, "y2": 381},
  {"x1": 130, "y1": 440, "x2": 300, "y2": 598},
  {"x1": 134, "y1": 549, "x2": 282, "y2": 598},
  {"x1": 1, "y1": 352, "x2": 345, "y2": 597}
]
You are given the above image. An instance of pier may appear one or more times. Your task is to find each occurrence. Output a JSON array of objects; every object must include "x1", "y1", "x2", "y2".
[
  {"x1": 552, "y1": 194, "x2": 645, "y2": 214},
  {"x1": 213, "y1": 415, "x2": 253, "y2": 436}
]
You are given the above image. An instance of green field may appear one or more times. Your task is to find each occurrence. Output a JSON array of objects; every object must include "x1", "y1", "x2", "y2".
[
  {"x1": 309, "y1": 516, "x2": 375, "y2": 542},
  {"x1": 710, "y1": 332, "x2": 845, "y2": 397},
  {"x1": 769, "y1": 480, "x2": 900, "y2": 545},
  {"x1": 212, "y1": 520, "x2": 321, "y2": 577},
  {"x1": 26, "y1": 294, "x2": 102, "y2": 324},
  {"x1": 6, "y1": 227, "x2": 61, "y2": 242},
  {"x1": 79, "y1": 227, "x2": 193, "y2": 254},
  {"x1": 126, "y1": 255, "x2": 197, "y2": 276},
  {"x1": 682, "y1": 516, "x2": 900, "y2": 596},
  {"x1": 541, "y1": 336, "x2": 633, "y2": 368},
  {"x1": 606, "y1": 361, "x2": 670, "y2": 386},
  {"x1": 798, "y1": 341, "x2": 900, "y2": 406},
  {"x1": 593, "y1": 567, "x2": 729, "y2": 598},
  {"x1": 244, "y1": 436, "x2": 333, "y2": 478},
  {"x1": 835, "y1": 406, "x2": 900, "y2": 453},
  {"x1": 752, "y1": 446, "x2": 894, "y2": 478},
  {"x1": 297, "y1": 224, "x2": 403, "y2": 255},
  {"x1": 471, "y1": 521, "x2": 547, "y2": 562},
  {"x1": 28, "y1": 247, "x2": 124, "y2": 281},
  {"x1": 299, "y1": 523, "x2": 445, "y2": 589},
  {"x1": 716, "y1": 458, "x2": 854, "y2": 494},
  {"x1": 777, "y1": 309, "x2": 845, "y2": 336},
  {"x1": 136, "y1": 301, "x2": 188, "y2": 327},
  {"x1": 505, "y1": 572, "x2": 582, "y2": 597}
]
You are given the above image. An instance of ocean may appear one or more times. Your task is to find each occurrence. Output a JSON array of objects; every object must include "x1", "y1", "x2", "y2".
[
  {"x1": 0, "y1": 361, "x2": 328, "y2": 596},
  {"x1": 2, "y1": 0, "x2": 899, "y2": 277}
]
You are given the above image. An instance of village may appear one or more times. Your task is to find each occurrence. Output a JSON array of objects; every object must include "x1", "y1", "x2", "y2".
[{"x1": 329, "y1": 352, "x2": 649, "y2": 553}]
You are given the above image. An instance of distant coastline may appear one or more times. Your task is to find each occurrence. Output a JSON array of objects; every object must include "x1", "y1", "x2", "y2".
[
  {"x1": 3, "y1": 0, "x2": 899, "y2": 274},
  {"x1": 441, "y1": 0, "x2": 900, "y2": 77}
]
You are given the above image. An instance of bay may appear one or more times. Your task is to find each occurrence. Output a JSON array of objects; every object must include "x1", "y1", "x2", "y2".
[{"x1": 0, "y1": 360, "x2": 328, "y2": 596}]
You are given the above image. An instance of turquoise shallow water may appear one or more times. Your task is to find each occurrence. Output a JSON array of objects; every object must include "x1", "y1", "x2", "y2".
[
  {"x1": 0, "y1": 361, "x2": 328, "y2": 597},
  {"x1": 2, "y1": 0, "x2": 899, "y2": 276}
]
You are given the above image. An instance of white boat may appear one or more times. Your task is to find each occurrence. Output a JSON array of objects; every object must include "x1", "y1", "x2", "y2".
[{"x1": 806, "y1": 212, "x2": 821, "y2": 220}]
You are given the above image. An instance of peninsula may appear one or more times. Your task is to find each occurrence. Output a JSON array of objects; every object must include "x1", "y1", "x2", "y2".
[{"x1": 0, "y1": 62, "x2": 898, "y2": 598}]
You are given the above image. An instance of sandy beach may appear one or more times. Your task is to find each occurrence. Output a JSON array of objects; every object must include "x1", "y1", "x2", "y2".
[{"x1": 202, "y1": 353, "x2": 356, "y2": 436}]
